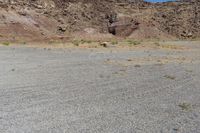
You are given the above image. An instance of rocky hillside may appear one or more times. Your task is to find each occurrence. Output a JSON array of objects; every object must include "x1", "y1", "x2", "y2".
[
  {"x1": 0, "y1": 0, "x2": 199, "y2": 42},
  {"x1": 153, "y1": 0, "x2": 200, "y2": 38}
]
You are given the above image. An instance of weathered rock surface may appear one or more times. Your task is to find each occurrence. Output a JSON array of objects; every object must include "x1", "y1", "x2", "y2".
[{"x1": 0, "y1": 0, "x2": 199, "y2": 41}]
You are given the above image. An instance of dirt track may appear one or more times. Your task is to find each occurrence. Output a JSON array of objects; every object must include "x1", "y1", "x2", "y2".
[{"x1": 0, "y1": 41, "x2": 200, "y2": 133}]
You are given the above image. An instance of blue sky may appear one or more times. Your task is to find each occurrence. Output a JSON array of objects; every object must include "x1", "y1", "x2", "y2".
[{"x1": 145, "y1": 0, "x2": 175, "y2": 2}]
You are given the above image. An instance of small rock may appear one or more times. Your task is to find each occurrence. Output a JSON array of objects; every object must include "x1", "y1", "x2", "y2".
[{"x1": 18, "y1": 10, "x2": 27, "y2": 16}]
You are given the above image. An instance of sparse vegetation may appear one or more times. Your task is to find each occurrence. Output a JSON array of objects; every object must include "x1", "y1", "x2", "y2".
[
  {"x1": 111, "y1": 40, "x2": 118, "y2": 45},
  {"x1": 48, "y1": 40, "x2": 62, "y2": 45},
  {"x1": 164, "y1": 75, "x2": 176, "y2": 80},
  {"x1": 72, "y1": 39, "x2": 93, "y2": 46},
  {"x1": 2, "y1": 42, "x2": 10, "y2": 46},
  {"x1": 178, "y1": 103, "x2": 191, "y2": 111},
  {"x1": 154, "y1": 42, "x2": 160, "y2": 46},
  {"x1": 22, "y1": 42, "x2": 27, "y2": 45},
  {"x1": 72, "y1": 40, "x2": 80, "y2": 46},
  {"x1": 48, "y1": 41, "x2": 54, "y2": 45},
  {"x1": 160, "y1": 44, "x2": 181, "y2": 50},
  {"x1": 127, "y1": 40, "x2": 141, "y2": 46},
  {"x1": 80, "y1": 39, "x2": 92, "y2": 44}
]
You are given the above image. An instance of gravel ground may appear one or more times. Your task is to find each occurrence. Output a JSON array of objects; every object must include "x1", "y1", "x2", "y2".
[{"x1": 0, "y1": 42, "x2": 200, "y2": 133}]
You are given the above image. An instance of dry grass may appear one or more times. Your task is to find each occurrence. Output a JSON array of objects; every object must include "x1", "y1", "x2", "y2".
[
  {"x1": 164, "y1": 75, "x2": 176, "y2": 80},
  {"x1": 159, "y1": 44, "x2": 185, "y2": 50},
  {"x1": 178, "y1": 103, "x2": 191, "y2": 111},
  {"x1": 126, "y1": 40, "x2": 141, "y2": 46}
]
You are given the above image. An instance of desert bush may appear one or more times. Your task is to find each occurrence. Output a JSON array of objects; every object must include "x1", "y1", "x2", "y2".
[
  {"x1": 2, "y1": 42, "x2": 10, "y2": 46},
  {"x1": 154, "y1": 42, "x2": 160, "y2": 46},
  {"x1": 127, "y1": 40, "x2": 140, "y2": 46},
  {"x1": 72, "y1": 40, "x2": 80, "y2": 46},
  {"x1": 80, "y1": 39, "x2": 92, "y2": 44},
  {"x1": 111, "y1": 40, "x2": 118, "y2": 45},
  {"x1": 178, "y1": 103, "x2": 191, "y2": 111}
]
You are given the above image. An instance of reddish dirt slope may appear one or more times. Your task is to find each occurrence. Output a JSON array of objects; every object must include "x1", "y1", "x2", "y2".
[{"x1": 0, "y1": 0, "x2": 199, "y2": 42}]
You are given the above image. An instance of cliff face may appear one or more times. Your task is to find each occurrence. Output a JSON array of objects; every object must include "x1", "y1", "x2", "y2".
[{"x1": 0, "y1": 0, "x2": 200, "y2": 42}]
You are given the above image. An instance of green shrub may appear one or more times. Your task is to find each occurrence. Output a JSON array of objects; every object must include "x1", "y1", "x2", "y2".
[
  {"x1": 111, "y1": 40, "x2": 118, "y2": 45},
  {"x1": 2, "y1": 42, "x2": 10, "y2": 46},
  {"x1": 72, "y1": 40, "x2": 80, "y2": 46},
  {"x1": 178, "y1": 103, "x2": 191, "y2": 111},
  {"x1": 127, "y1": 40, "x2": 140, "y2": 46},
  {"x1": 81, "y1": 39, "x2": 92, "y2": 44}
]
